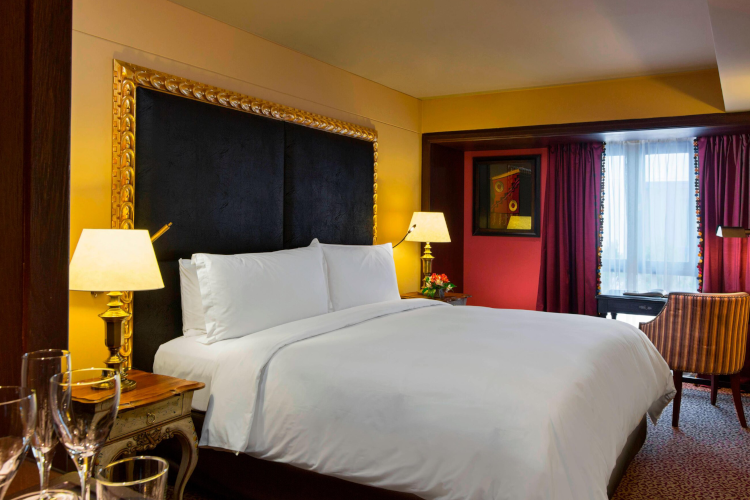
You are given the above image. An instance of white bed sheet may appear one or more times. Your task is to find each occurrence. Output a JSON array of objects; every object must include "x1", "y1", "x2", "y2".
[
  {"x1": 193, "y1": 299, "x2": 674, "y2": 500},
  {"x1": 153, "y1": 335, "x2": 223, "y2": 412}
]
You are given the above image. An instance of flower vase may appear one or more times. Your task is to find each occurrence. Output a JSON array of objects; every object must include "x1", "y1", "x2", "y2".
[{"x1": 437, "y1": 288, "x2": 446, "y2": 299}]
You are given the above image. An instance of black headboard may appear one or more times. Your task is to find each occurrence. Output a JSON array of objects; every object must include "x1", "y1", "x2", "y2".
[{"x1": 131, "y1": 87, "x2": 374, "y2": 371}]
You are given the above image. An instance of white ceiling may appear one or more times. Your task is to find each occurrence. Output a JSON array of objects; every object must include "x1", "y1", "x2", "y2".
[
  {"x1": 171, "y1": 0, "x2": 718, "y2": 99},
  {"x1": 708, "y1": 0, "x2": 750, "y2": 112}
]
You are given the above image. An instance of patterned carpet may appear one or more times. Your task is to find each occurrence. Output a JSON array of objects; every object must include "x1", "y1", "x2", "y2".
[
  {"x1": 613, "y1": 384, "x2": 750, "y2": 500},
  {"x1": 177, "y1": 385, "x2": 749, "y2": 500}
]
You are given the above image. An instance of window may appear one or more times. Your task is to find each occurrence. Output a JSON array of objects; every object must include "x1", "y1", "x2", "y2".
[{"x1": 601, "y1": 139, "x2": 698, "y2": 293}]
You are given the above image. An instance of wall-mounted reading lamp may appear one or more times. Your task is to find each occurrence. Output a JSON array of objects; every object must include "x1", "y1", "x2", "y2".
[{"x1": 393, "y1": 224, "x2": 417, "y2": 248}]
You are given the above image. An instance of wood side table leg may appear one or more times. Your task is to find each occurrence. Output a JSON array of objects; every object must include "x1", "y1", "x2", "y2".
[{"x1": 170, "y1": 417, "x2": 200, "y2": 500}]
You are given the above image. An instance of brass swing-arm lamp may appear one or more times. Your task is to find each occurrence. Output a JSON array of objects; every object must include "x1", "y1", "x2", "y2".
[{"x1": 69, "y1": 224, "x2": 170, "y2": 392}]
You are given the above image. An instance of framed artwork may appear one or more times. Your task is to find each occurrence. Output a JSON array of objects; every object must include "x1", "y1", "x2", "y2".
[{"x1": 472, "y1": 155, "x2": 541, "y2": 237}]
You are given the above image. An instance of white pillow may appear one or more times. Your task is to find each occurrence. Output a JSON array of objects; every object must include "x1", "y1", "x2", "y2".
[
  {"x1": 178, "y1": 259, "x2": 207, "y2": 337},
  {"x1": 321, "y1": 243, "x2": 400, "y2": 311},
  {"x1": 193, "y1": 241, "x2": 329, "y2": 344}
]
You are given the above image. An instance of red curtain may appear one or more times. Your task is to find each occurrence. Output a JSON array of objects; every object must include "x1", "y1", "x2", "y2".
[
  {"x1": 700, "y1": 134, "x2": 750, "y2": 381},
  {"x1": 536, "y1": 143, "x2": 602, "y2": 315}
]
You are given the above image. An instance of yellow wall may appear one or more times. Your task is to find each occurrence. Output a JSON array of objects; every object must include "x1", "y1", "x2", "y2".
[
  {"x1": 70, "y1": 0, "x2": 423, "y2": 369},
  {"x1": 70, "y1": 1, "x2": 729, "y2": 370},
  {"x1": 422, "y1": 69, "x2": 725, "y2": 133}
]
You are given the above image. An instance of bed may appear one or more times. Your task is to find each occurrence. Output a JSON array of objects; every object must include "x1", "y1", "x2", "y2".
[
  {"x1": 154, "y1": 300, "x2": 673, "y2": 500},
  {"x1": 110, "y1": 60, "x2": 674, "y2": 500}
]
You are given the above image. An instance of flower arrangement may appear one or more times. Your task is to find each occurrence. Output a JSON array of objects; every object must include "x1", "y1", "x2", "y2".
[{"x1": 421, "y1": 273, "x2": 455, "y2": 299}]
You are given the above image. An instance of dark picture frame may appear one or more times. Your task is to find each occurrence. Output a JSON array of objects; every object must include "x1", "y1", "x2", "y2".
[{"x1": 472, "y1": 154, "x2": 541, "y2": 237}]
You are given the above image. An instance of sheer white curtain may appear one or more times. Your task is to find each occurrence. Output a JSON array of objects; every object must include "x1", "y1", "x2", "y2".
[{"x1": 601, "y1": 139, "x2": 698, "y2": 293}]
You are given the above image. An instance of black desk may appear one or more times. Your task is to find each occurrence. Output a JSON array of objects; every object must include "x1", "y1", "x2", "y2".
[{"x1": 596, "y1": 291, "x2": 667, "y2": 319}]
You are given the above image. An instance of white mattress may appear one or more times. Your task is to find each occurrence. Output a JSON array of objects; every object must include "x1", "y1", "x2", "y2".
[{"x1": 153, "y1": 335, "x2": 225, "y2": 412}]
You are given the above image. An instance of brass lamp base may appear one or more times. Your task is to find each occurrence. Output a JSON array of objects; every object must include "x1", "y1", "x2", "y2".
[
  {"x1": 420, "y1": 242, "x2": 435, "y2": 287},
  {"x1": 99, "y1": 291, "x2": 136, "y2": 392},
  {"x1": 120, "y1": 377, "x2": 137, "y2": 392}
]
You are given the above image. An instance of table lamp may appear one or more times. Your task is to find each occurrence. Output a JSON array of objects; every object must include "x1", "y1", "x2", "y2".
[
  {"x1": 69, "y1": 229, "x2": 164, "y2": 392},
  {"x1": 404, "y1": 212, "x2": 451, "y2": 284}
]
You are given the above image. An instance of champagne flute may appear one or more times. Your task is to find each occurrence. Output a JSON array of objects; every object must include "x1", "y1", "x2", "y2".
[
  {"x1": 21, "y1": 349, "x2": 73, "y2": 500},
  {"x1": 0, "y1": 387, "x2": 37, "y2": 500},
  {"x1": 96, "y1": 456, "x2": 168, "y2": 500},
  {"x1": 50, "y1": 369, "x2": 120, "y2": 500}
]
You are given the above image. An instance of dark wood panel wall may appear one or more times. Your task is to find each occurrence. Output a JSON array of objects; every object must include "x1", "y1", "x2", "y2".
[
  {"x1": 424, "y1": 143, "x2": 465, "y2": 291},
  {"x1": 0, "y1": 0, "x2": 72, "y2": 385}
]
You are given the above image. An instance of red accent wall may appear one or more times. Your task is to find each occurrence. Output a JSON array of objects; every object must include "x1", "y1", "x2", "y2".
[{"x1": 464, "y1": 148, "x2": 548, "y2": 309}]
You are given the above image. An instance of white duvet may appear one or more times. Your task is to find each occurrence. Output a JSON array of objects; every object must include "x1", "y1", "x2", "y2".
[{"x1": 185, "y1": 300, "x2": 675, "y2": 500}]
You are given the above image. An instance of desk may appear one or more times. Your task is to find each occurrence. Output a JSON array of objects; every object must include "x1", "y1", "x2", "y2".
[{"x1": 596, "y1": 291, "x2": 667, "y2": 319}]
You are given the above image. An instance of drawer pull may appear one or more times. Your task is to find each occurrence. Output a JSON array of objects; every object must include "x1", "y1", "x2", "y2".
[
  {"x1": 146, "y1": 412, "x2": 156, "y2": 425},
  {"x1": 638, "y1": 305, "x2": 653, "y2": 311}
]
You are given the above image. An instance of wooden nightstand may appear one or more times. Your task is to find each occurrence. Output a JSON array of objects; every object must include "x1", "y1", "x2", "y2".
[
  {"x1": 401, "y1": 291, "x2": 472, "y2": 306},
  {"x1": 95, "y1": 370, "x2": 205, "y2": 500}
]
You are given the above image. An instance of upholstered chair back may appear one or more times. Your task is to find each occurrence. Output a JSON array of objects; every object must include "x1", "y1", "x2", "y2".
[{"x1": 639, "y1": 292, "x2": 750, "y2": 375}]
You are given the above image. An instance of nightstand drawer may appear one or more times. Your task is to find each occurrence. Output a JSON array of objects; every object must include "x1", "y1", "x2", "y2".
[
  {"x1": 110, "y1": 394, "x2": 184, "y2": 439},
  {"x1": 400, "y1": 291, "x2": 471, "y2": 305}
]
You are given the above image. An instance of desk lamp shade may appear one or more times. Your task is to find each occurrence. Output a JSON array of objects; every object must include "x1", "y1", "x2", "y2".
[
  {"x1": 69, "y1": 229, "x2": 164, "y2": 392},
  {"x1": 404, "y1": 212, "x2": 450, "y2": 285}
]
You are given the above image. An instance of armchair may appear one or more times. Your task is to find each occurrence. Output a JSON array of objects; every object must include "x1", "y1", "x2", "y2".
[{"x1": 639, "y1": 292, "x2": 750, "y2": 428}]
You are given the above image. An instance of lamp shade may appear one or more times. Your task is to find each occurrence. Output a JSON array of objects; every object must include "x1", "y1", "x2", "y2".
[
  {"x1": 405, "y1": 212, "x2": 451, "y2": 243},
  {"x1": 716, "y1": 226, "x2": 749, "y2": 238},
  {"x1": 70, "y1": 229, "x2": 164, "y2": 291}
]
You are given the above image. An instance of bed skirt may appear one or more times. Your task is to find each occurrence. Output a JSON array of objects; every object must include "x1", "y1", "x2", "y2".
[{"x1": 154, "y1": 411, "x2": 647, "y2": 500}]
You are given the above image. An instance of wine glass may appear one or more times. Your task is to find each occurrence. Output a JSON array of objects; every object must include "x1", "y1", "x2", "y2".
[
  {"x1": 0, "y1": 387, "x2": 37, "y2": 500},
  {"x1": 50, "y1": 369, "x2": 120, "y2": 500},
  {"x1": 21, "y1": 349, "x2": 74, "y2": 500},
  {"x1": 95, "y1": 456, "x2": 168, "y2": 500}
]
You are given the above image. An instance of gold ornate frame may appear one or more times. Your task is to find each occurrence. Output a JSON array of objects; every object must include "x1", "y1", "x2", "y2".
[{"x1": 110, "y1": 59, "x2": 378, "y2": 368}]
